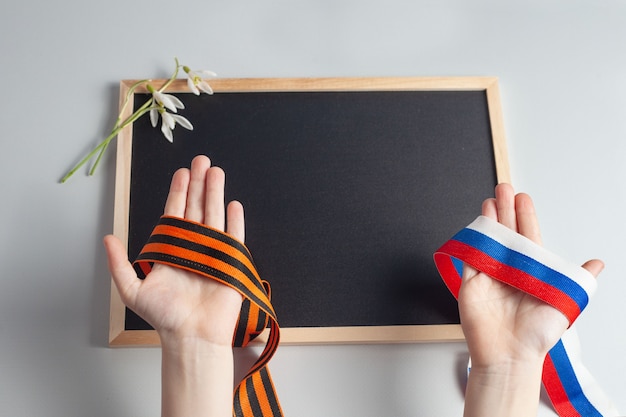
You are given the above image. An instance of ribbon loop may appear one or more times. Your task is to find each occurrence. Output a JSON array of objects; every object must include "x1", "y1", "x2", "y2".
[
  {"x1": 133, "y1": 215, "x2": 283, "y2": 417},
  {"x1": 434, "y1": 215, "x2": 618, "y2": 416},
  {"x1": 434, "y1": 215, "x2": 597, "y2": 326}
]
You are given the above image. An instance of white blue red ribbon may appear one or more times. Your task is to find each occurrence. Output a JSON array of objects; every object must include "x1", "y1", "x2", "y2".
[{"x1": 433, "y1": 216, "x2": 619, "y2": 416}]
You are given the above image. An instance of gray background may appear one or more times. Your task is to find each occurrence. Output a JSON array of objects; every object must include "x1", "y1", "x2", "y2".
[{"x1": 1, "y1": 1, "x2": 624, "y2": 416}]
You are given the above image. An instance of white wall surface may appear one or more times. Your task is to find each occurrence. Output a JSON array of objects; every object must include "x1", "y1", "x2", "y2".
[{"x1": 1, "y1": 1, "x2": 625, "y2": 416}]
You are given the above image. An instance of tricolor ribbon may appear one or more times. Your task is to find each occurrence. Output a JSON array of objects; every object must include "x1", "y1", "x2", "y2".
[
  {"x1": 434, "y1": 215, "x2": 619, "y2": 416},
  {"x1": 133, "y1": 215, "x2": 283, "y2": 417}
]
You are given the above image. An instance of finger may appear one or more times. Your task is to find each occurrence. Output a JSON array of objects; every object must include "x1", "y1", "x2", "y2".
[
  {"x1": 204, "y1": 166, "x2": 226, "y2": 230},
  {"x1": 582, "y1": 259, "x2": 604, "y2": 278},
  {"x1": 185, "y1": 155, "x2": 212, "y2": 222},
  {"x1": 515, "y1": 192, "x2": 542, "y2": 245},
  {"x1": 495, "y1": 183, "x2": 517, "y2": 230},
  {"x1": 103, "y1": 234, "x2": 140, "y2": 309},
  {"x1": 226, "y1": 200, "x2": 245, "y2": 242},
  {"x1": 482, "y1": 197, "x2": 497, "y2": 219},
  {"x1": 163, "y1": 168, "x2": 190, "y2": 217}
]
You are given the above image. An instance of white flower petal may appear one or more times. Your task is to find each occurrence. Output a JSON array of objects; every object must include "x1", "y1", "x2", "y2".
[
  {"x1": 155, "y1": 92, "x2": 184, "y2": 112},
  {"x1": 172, "y1": 114, "x2": 193, "y2": 130},
  {"x1": 198, "y1": 70, "x2": 217, "y2": 78},
  {"x1": 161, "y1": 123, "x2": 174, "y2": 142},
  {"x1": 160, "y1": 96, "x2": 177, "y2": 112},
  {"x1": 161, "y1": 112, "x2": 176, "y2": 130},
  {"x1": 187, "y1": 77, "x2": 200, "y2": 95},
  {"x1": 168, "y1": 94, "x2": 185, "y2": 110},
  {"x1": 152, "y1": 91, "x2": 171, "y2": 111},
  {"x1": 197, "y1": 80, "x2": 213, "y2": 95},
  {"x1": 152, "y1": 91, "x2": 164, "y2": 103},
  {"x1": 149, "y1": 108, "x2": 159, "y2": 127}
]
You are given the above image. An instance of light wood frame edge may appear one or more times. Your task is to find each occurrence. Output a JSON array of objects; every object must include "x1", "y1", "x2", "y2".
[{"x1": 109, "y1": 76, "x2": 509, "y2": 347}]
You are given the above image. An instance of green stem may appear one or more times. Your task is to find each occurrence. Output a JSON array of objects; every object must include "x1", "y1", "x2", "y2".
[
  {"x1": 60, "y1": 58, "x2": 184, "y2": 183},
  {"x1": 113, "y1": 78, "x2": 151, "y2": 129},
  {"x1": 60, "y1": 104, "x2": 153, "y2": 183},
  {"x1": 87, "y1": 99, "x2": 154, "y2": 176},
  {"x1": 60, "y1": 131, "x2": 118, "y2": 183}
]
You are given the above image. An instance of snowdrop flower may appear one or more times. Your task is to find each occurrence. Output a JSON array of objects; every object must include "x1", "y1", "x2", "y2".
[
  {"x1": 150, "y1": 107, "x2": 193, "y2": 143},
  {"x1": 147, "y1": 84, "x2": 185, "y2": 112},
  {"x1": 147, "y1": 83, "x2": 191, "y2": 142},
  {"x1": 61, "y1": 58, "x2": 215, "y2": 183},
  {"x1": 183, "y1": 66, "x2": 216, "y2": 95}
]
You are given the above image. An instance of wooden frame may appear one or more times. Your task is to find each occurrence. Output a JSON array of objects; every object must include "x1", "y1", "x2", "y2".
[{"x1": 109, "y1": 77, "x2": 510, "y2": 347}]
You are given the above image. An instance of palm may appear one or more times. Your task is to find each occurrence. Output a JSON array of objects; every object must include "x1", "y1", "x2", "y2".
[
  {"x1": 455, "y1": 184, "x2": 582, "y2": 368},
  {"x1": 458, "y1": 265, "x2": 568, "y2": 367},
  {"x1": 105, "y1": 156, "x2": 246, "y2": 347},
  {"x1": 129, "y1": 264, "x2": 243, "y2": 345}
]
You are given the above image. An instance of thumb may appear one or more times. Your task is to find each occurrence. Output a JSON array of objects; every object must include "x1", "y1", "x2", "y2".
[
  {"x1": 103, "y1": 234, "x2": 140, "y2": 307},
  {"x1": 582, "y1": 259, "x2": 605, "y2": 279}
]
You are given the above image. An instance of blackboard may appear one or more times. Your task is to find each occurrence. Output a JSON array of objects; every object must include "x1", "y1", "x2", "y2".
[{"x1": 109, "y1": 77, "x2": 509, "y2": 346}]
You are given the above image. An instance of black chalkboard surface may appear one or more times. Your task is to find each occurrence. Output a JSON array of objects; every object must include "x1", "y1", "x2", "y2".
[{"x1": 109, "y1": 77, "x2": 509, "y2": 346}]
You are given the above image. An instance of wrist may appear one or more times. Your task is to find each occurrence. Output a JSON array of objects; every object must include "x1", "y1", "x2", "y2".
[
  {"x1": 464, "y1": 329, "x2": 552, "y2": 377},
  {"x1": 469, "y1": 348, "x2": 546, "y2": 374},
  {"x1": 161, "y1": 334, "x2": 234, "y2": 362},
  {"x1": 161, "y1": 338, "x2": 235, "y2": 417},
  {"x1": 463, "y1": 357, "x2": 545, "y2": 417},
  {"x1": 469, "y1": 356, "x2": 545, "y2": 387}
]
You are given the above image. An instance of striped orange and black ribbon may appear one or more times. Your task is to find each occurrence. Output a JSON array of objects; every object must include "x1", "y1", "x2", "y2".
[{"x1": 133, "y1": 215, "x2": 283, "y2": 417}]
